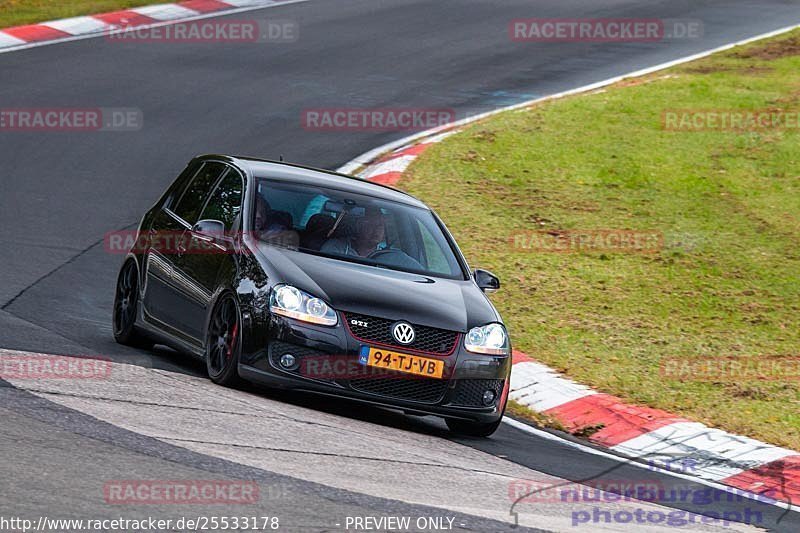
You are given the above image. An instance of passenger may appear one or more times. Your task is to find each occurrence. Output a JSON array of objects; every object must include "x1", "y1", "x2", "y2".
[
  {"x1": 301, "y1": 213, "x2": 336, "y2": 250},
  {"x1": 254, "y1": 195, "x2": 298, "y2": 249},
  {"x1": 254, "y1": 196, "x2": 292, "y2": 232},
  {"x1": 321, "y1": 207, "x2": 385, "y2": 257},
  {"x1": 253, "y1": 196, "x2": 272, "y2": 233}
]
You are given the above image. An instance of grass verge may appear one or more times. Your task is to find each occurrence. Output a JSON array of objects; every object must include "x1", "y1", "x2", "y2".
[
  {"x1": 507, "y1": 400, "x2": 566, "y2": 432},
  {"x1": 0, "y1": 0, "x2": 175, "y2": 28},
  {"x1": 404, "y1": 31, "x2": 800, "y2": 449}
]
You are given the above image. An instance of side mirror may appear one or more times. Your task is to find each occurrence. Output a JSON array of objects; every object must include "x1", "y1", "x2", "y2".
[
  {"x1": 192, "y1": 219, "x2": 226, "y2": 239},
  {"x1": 473, "y1": 269, "x2": 500, "y2": 293}
]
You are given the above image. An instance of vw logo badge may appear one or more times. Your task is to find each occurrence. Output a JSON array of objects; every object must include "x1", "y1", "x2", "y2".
[{"x1": 392, "y1": 322, "x2": 415, "y2": 345}]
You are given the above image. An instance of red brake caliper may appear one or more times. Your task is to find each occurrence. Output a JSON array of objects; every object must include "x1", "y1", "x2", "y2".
[{"x1": 227, "y1": 322, "x2": 239, "y2": 359}]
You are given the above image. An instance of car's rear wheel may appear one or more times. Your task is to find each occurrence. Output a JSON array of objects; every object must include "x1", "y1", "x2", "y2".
[
  {"x1": 446, "y1": 417, "x2": 503, "y2": 437},
  {"x1": 206, "y1": 294, "x2": 242, "y2": 386},
  {"x1": 113, "y1": 260, "x2": 153, "y2": 349}
]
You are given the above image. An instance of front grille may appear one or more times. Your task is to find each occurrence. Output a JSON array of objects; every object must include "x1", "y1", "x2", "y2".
[
  {"x1": 344, "y1": 313, "x2": 459, "y2": 355},
  {"x1": 350, "y1": 376, "x2": 449, "y2": 404},
  {"x1": 452, "y1": 379, "x2": 505, "y2": 407}
]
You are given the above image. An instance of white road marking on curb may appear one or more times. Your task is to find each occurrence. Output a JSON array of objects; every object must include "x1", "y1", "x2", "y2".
[
  {"x1": 43, "y1": 16, "x2": 111, "y2": 35},
  {"x1": 611, "y1": 422, "x2": 799, "y2": 482},
  {"x1": 130, "y1": 4, "x2": 201, "y2": 21},
  {"x1": 0, "y1": 32, "x2": 26, "y2": 47},
  {"x1": 347, "y1": 132, "x2": 460, "y2": 178},
  {"x1": 360, "y1": 155, "x2": 416, "y2": 180},
  {"x1": 509, "y1": 361, "x2": 596, "y2": 412},
  {"x1": 503, "y1": 417, "x2": 797, "y2": 513},
  {"x1": 224, "y1": 0, "x2": 276, "y2": 6}
]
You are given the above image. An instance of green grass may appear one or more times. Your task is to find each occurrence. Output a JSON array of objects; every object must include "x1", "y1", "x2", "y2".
[
  {"x1": 507, "y1": 400, "x2": 566, "y2": 432},
  {"x1": 403, "y1": 31, "x2": 800, "y2": 449},
  {"x1": 0, "y1": 0, "x2": 171, "y2": 27}
]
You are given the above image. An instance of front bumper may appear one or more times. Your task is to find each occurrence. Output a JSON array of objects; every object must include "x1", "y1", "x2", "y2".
[{"x1": 238, "y1": 313, "x2": 511, "y2": 424}]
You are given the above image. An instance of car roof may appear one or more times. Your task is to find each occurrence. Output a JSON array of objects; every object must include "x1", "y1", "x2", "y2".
[{"x1": 198, "y1": 154, "x2": 429, "y2": 210}]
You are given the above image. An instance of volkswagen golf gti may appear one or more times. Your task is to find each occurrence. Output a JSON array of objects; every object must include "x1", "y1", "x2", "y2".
[{"x1": 113, "y1": 155, "x2": 511, "y2": 436}]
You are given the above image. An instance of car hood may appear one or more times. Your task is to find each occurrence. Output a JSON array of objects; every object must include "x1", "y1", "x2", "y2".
[{"x1": 254, "y1": 245, "x2": 499, "y2": 332}]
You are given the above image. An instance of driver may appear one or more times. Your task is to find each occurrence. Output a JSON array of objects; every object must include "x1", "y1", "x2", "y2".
[{"x1": 321, "y1": 207, "x2": 385, "y2": 257}]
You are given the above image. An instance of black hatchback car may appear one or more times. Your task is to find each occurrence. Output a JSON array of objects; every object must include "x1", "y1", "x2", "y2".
[{"x1": 113, "y1": 155, "x2": 511, "y2": 436}]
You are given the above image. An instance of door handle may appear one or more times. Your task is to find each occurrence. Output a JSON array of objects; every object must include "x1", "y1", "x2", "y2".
[
  {"x1": 145, "y1": 228, "x2": 157, "y2": 251},
  {"x1": 175, "y1": 230, "x2": 189, "y2": 258}
]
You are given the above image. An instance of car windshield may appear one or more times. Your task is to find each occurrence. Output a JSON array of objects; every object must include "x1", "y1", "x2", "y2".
[{"x1": 252, "y1": 178, "x2": 464, "y2": 279}]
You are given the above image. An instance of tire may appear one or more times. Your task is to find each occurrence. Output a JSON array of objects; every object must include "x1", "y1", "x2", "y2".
[
  {"x1": 113, "y1": 260, "x2": 153, "y2": 349},
  {"x1": 206, "y1": 293, "x2": 243, "y2": 386},
  {"x1": 446, "y1": 417, "x2": 503, "y2": 437}
]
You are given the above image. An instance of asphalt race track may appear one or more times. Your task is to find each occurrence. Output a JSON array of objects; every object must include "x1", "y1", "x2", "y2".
[{"x1": 2, "y1": 0, "x2": 800, "y2": 531}]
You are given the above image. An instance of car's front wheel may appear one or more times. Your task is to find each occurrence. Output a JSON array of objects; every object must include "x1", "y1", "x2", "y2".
[
  {"x1": 446, "y1": 417, "x2": 503, "y2": 437},
  {"x1": 206, "y1": 294, "x2": 243, "y2": 386},
  {"x1": 113, "y1": 260, "x2": 153, "y2": 349}
]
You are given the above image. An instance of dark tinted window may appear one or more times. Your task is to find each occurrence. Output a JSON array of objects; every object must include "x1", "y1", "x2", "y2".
[
  {"x1": 172, "y1": 161, "x2": 227, "y2": 224},
  {"x1": 165, "y1": 160, "x2": 202, "y2": 208},
  {"x1": 254, "y1": 179, "x2": 464, "y2": 279},
  {"x1": 200, "y1": 169, "x2": 243, "y2": 230}
]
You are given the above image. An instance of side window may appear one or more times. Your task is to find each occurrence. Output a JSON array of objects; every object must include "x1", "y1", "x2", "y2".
[
  {"x1": 164, "y1": 160, "x2": 202, "y2": 209},
  {"x1": 172, "y1": 161, "x2": 227, "y2": 224},
  {"x1": 200, "y1": 168, "x2": 244, "y2": 230},
  {"x1": 417, "y1": 220, "x2": 449, "y2": 275}
]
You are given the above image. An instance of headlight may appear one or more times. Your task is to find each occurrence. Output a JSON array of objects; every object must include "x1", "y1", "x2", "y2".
[
  {"x1": 269, "y1": 285, "x2": 338, "y2": 326},
  {"x1": 464, "y1": 323, "x2": 509, "y2": 355}
]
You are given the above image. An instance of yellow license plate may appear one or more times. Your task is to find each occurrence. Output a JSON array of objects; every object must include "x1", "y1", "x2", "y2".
[{"x1": 359, "y1": 346, "x2": 445, "y2": 379}]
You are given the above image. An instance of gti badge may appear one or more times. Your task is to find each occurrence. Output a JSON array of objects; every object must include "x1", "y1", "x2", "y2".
[{"x1": 392, "y1": 322, "x2": 415, "y2": 345}]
